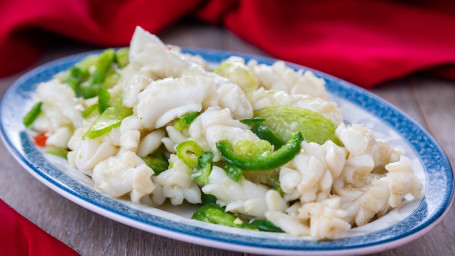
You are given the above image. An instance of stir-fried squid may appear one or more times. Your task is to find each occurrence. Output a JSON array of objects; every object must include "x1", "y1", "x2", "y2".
[{"x1": 23, "y1": 26, "x2": 423, "y2": 240}]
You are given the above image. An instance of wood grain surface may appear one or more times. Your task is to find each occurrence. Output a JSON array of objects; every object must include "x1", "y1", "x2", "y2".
[{"x1": 0, "y1": 22, "x2": 453, "y2": 256}]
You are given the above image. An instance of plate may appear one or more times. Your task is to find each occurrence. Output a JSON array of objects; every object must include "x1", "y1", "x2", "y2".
[{"x1": 1, "y1": 49, "x2": 453, "y2": 255}]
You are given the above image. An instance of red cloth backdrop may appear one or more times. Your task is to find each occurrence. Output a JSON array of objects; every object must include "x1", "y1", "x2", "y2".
[
  {"x1": 0, "y1": 199, "x2": 79, "y2": 255},
  {"x1": 1, "y1": 0, "x2": 455, "y2": 87}
]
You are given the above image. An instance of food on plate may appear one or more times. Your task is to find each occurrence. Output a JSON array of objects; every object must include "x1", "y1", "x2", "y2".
[{"x1": 23, "y1": 26, "x2": 423, "y2": 240}]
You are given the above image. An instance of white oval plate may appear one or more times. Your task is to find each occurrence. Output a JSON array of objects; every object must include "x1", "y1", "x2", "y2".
[{"x1": 1, "y1": 49, "x2": 453, "y2": 255}]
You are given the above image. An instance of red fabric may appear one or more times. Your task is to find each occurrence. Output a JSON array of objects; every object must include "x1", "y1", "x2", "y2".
[
  {"x1": 221, "y1": 1, "x2": 455, "y2": 87},
  {"x1": 1, "y1": 0, "x2": 455, "y2": 87},
  {"x1": 0, "y1": 199, "x2": 79, "y2": 256}
]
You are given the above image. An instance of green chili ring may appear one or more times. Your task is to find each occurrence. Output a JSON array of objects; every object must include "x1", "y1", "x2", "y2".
[
  {"x1": 176, "y1": 140, "x2": 205, "y2": 168},
  {"x1": 216, "y1": 132, "x2": 303, "y2": 171}
]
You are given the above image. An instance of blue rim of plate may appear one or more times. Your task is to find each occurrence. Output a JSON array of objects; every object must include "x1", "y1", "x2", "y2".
[{"x1": 0, "y1": 48, "x2": 453, "y2": 252}]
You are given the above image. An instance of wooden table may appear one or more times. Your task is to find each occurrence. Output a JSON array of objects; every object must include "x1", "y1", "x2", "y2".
[{"x1": 1, "y1": 22, "x2": 454, "y2": 256}]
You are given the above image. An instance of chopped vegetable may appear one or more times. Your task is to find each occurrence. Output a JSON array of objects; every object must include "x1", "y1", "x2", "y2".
[
  {"x1": 240, "y1": 117, "x2": 265, "y2": 127},
  {"x1": 77, "y1": 49, "x2": 115, "y2": 99},
  {"x1": 168, "y1": 161, "x2": 174, "y2": 169},
  {"x1": 251, "y1": 125, "x2": 285, "y2": 149},
  {"x1": 92, "y1": 49, "x2": 115, "y2": 85},
  {"x1": 66, "y1": 67, "x2": 89, "y2": 91},
  {"x1": 214, "y1": 59, "x2": 258, "y2": 95},
  {"x1": 115, "y1": 48, "x2": 129, "y2": 68},
  {"x1": 63, "y1": 55, "x2": 98, "y2": 90},
  {"x1": 174, "y1": 112, "x2": 199, "y2": 131},
  {"x1": 45, "y1": 147, "x2": 68, "y2": 159},
  {"x1": 241, "y1": 118, "x2": 285, "y2": 149},
  {"x1": 142, "y1": 148, "x2": 169, "y2": 175},
  {"x1": 33, "y1": 132, "x2": 47, "y2": 147},
  {"x1": 216, "y1": 132, "x2": 303, "y2": 171},
  {"x1": 234, "y1": 139, "x2": 272, "y2": 157},
  {"x1": 76, "y1": 83, "x2": 96, "y2": 99},
  {"x1": 82, "y1": 96, "x2": 132, "y2": 139},
  {"x1": 254, "y1": 105, "x2": 342, "y2": 145},
  {"x1": 250, "y1": 219, "x2": 283, "y2": 232},
  {"x1": 101, "y1": 71, "x2": 121, "y2": 89},
  {"x1": 81, "y1": 103, "x2": 99, "y2": 118},
  {"x1": 23, "y1": 102, "x2": 43, "y2": 127},
  {"x1": 176, "y1": 141, "x2": 205, "y2": 168},
  {"x1": 192, "y1": 204, "x2": 258, "y2": 231},
  {"x1": 222, "y1": 163, "x2": 243, "y2": 182},
  {"x1": 98, "y1": 88, "x2": 111, "y2": 114},
  {"x1": 191, "y1": 151, "x2": 213, "y2": 185},
  {"x1": 201, "y1": 193, "x2": 217, "y2": 205},
  {"x1": 77, "y1": 55, "x2": 99, "y2": 70}
]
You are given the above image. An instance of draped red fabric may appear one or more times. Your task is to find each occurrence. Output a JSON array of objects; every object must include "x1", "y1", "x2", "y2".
[
  {"x1": 221, "y1": 1, "x2": 455, "y2": 86},
  {"x1": 1, "y1": 0, "x2": 455, "y2": 87},
  {"x1": 0, "y1": 199, "x2": 79, "y2": 255}
]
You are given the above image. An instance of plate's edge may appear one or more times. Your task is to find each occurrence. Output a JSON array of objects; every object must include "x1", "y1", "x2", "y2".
[{"x1": 0, "y1": 48, "x2": 453, "y2": 255}]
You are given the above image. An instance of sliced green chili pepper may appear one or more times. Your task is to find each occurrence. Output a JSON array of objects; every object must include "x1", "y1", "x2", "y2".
[
  {"x1": 101, "y1": 71, "x2": 121, "y2": 89},
  {"x1": 83, "y1": 96, "x2": 132, "y2": 139},
  {"x1": 45, "y1": 147, "x2": 68, "y2": 159},
  {"x1": 250, "y1": 219, "x2": 283, "y2": 232},
  {"x1": 98, "y1": 88, "x2": 111, "y2": 114},
  {"x1": 23, "y1": 102, "x2": 43, "y2": 127},
  {"x1": 216, "y1": 132, "x2": 303, "y2": 171},
  {"x1": 92, "y1": 49, "x2": 115, "y2": 85},
  {"x1": 222, "y1": 163, "x2": 243, "y2": 182},
  {"x1": 192, "y1": 204, "x2": 258, "y2": 231},
  {"x1": 241, "y1": 118, "x2": 285, "y2": 149},
  {"x1": 65, "y1": 67, "x2": 89, "y2": 91},
  {"x1": 77, "y1": 49, "x2": 115, "y2": 99},
  {"x1": 251, "y1": 125, "x2": 285, "y2": 150},
  {"x1": 115, "y1": 48, "x2": 129, "y2": 68},
  {"x1": 240, "y1": 117, "x2": 265, "y2": 128},
  {"x1": 81, "y1": 103, "x2": 98, "y2": 118},
  {"x1": 142, "y1": 148, "x2": 169, "y2": 175},
  {"x1": 63, "y1": 55, "x2": 98, "y2": 90},
  {"x1": 191, "y1": 151, "x2": 213, "y2": 185},
  {"x1": 174, "y1": 112, "x2": 199, "y2": 131},
  {"x1": 201, "y1": 193, "x2": 217, "y2": 205},
  {"x1": 176, "y1": 141, "x2": 205, "y2": 168}
]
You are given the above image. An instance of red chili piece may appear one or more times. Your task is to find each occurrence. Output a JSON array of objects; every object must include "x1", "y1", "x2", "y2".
[{"x1": 33, "y1": 132, "x2": 47, "y2": 147}]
